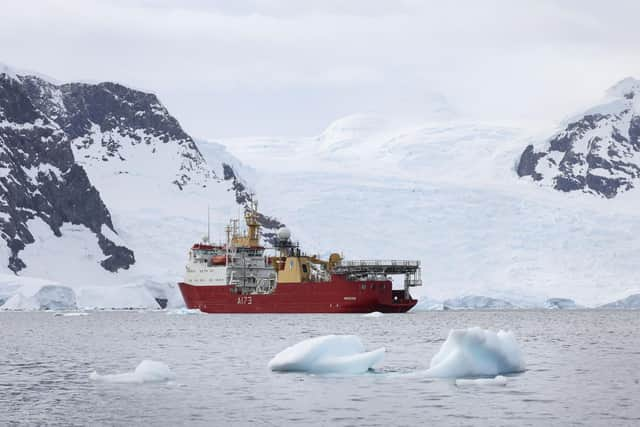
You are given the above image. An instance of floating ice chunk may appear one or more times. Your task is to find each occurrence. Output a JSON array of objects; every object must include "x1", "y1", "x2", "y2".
[
  {"x1": 89, "y1": 360, "x2": 174, "y2": 383},
  {"x1": 54, "y1": 312, "x2": 89, "y2": 317},
  {"x1": 425, "y1": 327, "x2": 525, "y2": 378},
  {"x1": 363, "y1": 311, "x2": 384, "y2": 318},
  {"x1": 268, "y1": 335, "x2": 385, "y2": 374},
  {"x1": 165, "y1": 308, "x2": 202, "y2": 315},
  {"x1": 455, "y1": 375, "x2": 508, "y2": 386}
]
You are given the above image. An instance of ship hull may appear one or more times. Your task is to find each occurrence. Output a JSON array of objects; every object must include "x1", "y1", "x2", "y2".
[{"x1": 178, "y1": 276, "x2": 416, "y2": 313}]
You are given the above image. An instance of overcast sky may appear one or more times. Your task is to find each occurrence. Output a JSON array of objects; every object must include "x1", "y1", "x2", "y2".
[{"x1": 2, "y1": 0, "x2": 640, "y2": 137}]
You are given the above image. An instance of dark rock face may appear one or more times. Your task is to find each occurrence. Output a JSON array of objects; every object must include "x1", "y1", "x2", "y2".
[
  {"x1": 0, "y1": 72, "x2": 134, "y2": 272},
  {"x1": 154, "y1": 297, "x2": 168, "y2": 309},
  {"x1": 516, "y1": 80, "x2": 640, "y2": 198},
  {"x1": 517, "y1": 145, "x2": 545, "y2": 180},
  {"x1": 221, "y1": 162, "x2": 285, "y2": 243},
  {"x1": 19, "y1": 76, "x2": 208, "y2": 190}
]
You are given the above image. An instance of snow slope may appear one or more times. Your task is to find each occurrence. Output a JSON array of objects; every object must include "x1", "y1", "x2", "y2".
[{"x1": 215, "y1": 111, "x2": 640, "y2": 306}]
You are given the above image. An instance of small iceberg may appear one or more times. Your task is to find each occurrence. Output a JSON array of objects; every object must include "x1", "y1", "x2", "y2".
[
  {"x1": 424, "y1": 327, "x2": 525, "y2": 378},
  {"x1": 268, "y1": 335, "x2": 385, "y2": 374},
  {"x1": 54, "y1": 312, "x2": 89, "y2": 317},
  {"x1": 165, "y1": 308, "x2": 202, "y2": 315},
  {"x1": 89, "y1": 360, "x2": 175, "y2": 383},
  {"x1": 362, "y1": 311, "x2": 384, "y2": 318}
]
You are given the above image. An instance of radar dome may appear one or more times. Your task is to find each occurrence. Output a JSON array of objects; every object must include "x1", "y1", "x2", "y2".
[{"x1": 277, "y1": 227, "x2": 291, "y2": 241}]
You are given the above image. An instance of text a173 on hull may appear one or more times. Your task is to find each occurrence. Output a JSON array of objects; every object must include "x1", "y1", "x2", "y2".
[{"x1": 178, "y1": 201, "x2": 422, "y2": 313}]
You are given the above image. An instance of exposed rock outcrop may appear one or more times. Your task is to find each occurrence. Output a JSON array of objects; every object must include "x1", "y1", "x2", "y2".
[{"x1": 517, "y1": 77, "x2": 640, "y2": 198}]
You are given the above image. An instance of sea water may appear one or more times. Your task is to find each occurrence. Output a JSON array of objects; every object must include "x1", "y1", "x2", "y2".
[{"x1": 1, "y1": 311, "x2": 639, "y2": 426}]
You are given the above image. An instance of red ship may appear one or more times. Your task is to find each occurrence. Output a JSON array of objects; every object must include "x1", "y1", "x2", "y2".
[{"x1": 178, "y1": 202, "x2": 421, "y2": 313}]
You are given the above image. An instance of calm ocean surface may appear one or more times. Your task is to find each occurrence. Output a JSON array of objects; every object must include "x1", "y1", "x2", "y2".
[{"x1": 1, "y1": 310, "x2": 639, "y2": 426}]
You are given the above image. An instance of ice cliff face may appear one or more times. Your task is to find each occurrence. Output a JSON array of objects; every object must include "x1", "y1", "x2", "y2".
[
  {"x1": 518, "y1": 77, "x2": 640, "y2": 198},
  {"x1": 442, "y1": 295, "x2": 515, "y2": 310},
  {"x1": 0, "y1": 71, "x2": 134, "y2": 273},
  {"x1": 599, "y1": 294, "x2": 640, "y2": 309}
]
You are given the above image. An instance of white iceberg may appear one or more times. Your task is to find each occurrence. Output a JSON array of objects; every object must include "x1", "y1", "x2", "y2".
[
  {"x1": 89, "y1": 360, "x2": 174, "y2": 383},
  {"x1": 424, "y1": 327, "x2": 525, "y2": 378},
  {"x1": 268, "y1": 335, "x2": 385, "y2": 374}
]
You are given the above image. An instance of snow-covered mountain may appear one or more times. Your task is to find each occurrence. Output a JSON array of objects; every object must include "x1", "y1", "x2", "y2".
[
  {"x1": 2, "y1": 64, "x2": 639, "y2": 309},
  {"x1": 0, "y1": 70, "x2": 135, "y2": 275},
  {"x1": 218, "y1": 110, "x2": 640, "y2": 307},
  {"x1": 0, "y1": 65, "x2": 279, "y2": 308},
  {"x1": 518, "y1": 78, "x2": 640, "y2": 198}
]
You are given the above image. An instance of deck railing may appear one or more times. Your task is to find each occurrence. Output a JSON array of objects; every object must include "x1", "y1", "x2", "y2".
[{"x1": 339, "y1": 260, "x2": 420, "y2": 268}]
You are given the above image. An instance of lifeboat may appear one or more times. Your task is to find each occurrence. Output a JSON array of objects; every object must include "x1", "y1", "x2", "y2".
[{"x1": 210, "y1": 255, "x2": 227, "y2": 266}]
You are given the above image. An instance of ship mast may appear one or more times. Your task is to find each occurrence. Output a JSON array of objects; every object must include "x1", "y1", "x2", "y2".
[{"x1": 230, "y1": 200, "x2": 261, "y2": 248}]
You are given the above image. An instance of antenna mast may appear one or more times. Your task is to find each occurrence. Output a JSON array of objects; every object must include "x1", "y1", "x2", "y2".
[{"x1": 207, "y1": 205, "x2": 210, "y2": 243}]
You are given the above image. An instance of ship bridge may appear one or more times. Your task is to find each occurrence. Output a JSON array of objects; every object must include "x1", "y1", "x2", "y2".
[{"x1": 333, "y1": 260, "x2": 422, "y2": 295}]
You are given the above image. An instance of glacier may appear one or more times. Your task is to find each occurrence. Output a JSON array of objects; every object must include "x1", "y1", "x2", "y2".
[
  {"x1": 0, "y1": 274, "x2": 174, "y2": 310},
  {"x1": 544, "y1": 298, "x2": 580, "y2": 310},
  {"x1": 442, "y1": 295, "x2": 516, "y2": 310},
  {"x1": 268, "y1": 335, "x2": 385, "y2": 374},
  {"x1": 599, "y1": 294, "x2": 640, "y2": 309},
  {"x1": 216, "y1": 111, "x2": 640, "y2": 307}
]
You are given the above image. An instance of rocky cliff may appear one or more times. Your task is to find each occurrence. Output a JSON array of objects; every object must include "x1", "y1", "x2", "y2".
[{"x1": 518, "y1": 77, "x2": 640, "y2": 198}]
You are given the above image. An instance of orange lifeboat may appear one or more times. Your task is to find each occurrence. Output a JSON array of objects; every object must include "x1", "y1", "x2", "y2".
[{"x1": 210, "y1": 255, "x2": 227, "y2": 266}]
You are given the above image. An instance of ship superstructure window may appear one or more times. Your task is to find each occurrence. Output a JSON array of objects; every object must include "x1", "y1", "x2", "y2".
[{"x1": 302, "y1": 264, "x2": 308, "y2": 273}]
